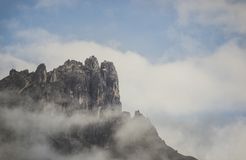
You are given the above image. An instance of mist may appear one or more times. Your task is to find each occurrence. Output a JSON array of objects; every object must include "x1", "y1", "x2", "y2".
[
  {"x1": 0, "y1": 90, "x2": 175, "y2": 160},
  {"x1": 154, "y1": 112, "x2": 246, "y2": 160}
]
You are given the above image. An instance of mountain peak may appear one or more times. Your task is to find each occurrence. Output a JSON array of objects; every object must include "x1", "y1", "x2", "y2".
[
  {"x1": 0, "y1": 56, "x2": 121, "y2": 112},
  {"x1": 0, "y1": 56, "x2": 197, "y2": 160},
  {"x1": 85, "y1": 55, "x2": 99, "y2": 70},
  {"x1": 34, "y1": 63, "x2": 47, "y2": 83}
]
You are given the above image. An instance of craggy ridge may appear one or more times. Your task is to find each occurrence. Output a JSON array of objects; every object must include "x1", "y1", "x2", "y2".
[
  {"x1": 0, "y1": 56, "x2": 121, "y2": 112},
  {"x1": 0, "y1": 56, "x2": 197, "y2": 160}
]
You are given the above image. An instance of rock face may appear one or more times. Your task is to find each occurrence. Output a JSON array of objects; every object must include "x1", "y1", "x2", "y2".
[
  {"x1": 0, "y1": 56, "x2": 121, "y2": 112},
  {"x1": 0, "y1": 56, "x2": 197, "y2": 160}
]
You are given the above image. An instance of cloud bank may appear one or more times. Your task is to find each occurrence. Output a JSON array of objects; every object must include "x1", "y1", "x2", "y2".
[
  {"x1": 156, "y1": 115, "x2": 246, "y2": 160},
  {"x1": 0, "y1": 28, "x2": 246, "y2": 160},
  {"x1": 1, "y1": 29, "x2": 246, "y2": 115}
]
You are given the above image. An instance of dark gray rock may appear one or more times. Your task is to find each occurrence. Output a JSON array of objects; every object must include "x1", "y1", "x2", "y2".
[
  {"x1": 33, "y1": 63, "x2": 47, "y2": 83},
  {"x1": 0, "y1": 56, "x2": 121, "y2": 112},
  {"x1": 135, "y1": 110, "x2": 143, "y2": 117}
]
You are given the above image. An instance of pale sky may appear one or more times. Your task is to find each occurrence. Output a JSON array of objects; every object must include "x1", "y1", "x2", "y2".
[{"x1": 0, "y1": 1, "x2": 246, "y2": 160}]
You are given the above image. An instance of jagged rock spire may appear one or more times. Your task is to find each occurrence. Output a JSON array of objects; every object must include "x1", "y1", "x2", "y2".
[
  {"x1": 85, "y1": 56, "x2": 99, "y2": 70},
  {"x1": 0, "y1": 56, "x2": 121, "y2": 112},
  {"x1": 34, "y1": 63, "x2": 47, "y2": 83}
]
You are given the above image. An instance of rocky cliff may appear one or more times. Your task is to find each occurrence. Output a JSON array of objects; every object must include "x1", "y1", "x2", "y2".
[
  {"x1": 0, "y1": 56, "x2": 197, "y2": 160},
  {"x1": 0, "y1": 56, "x2": 121, "y2": 112}
]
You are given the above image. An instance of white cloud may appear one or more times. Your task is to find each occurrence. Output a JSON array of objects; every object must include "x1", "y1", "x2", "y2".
[
  {"x1": 160, "y1": 27, "x2": 207, "y2": 61},
  {"x1": 15, "y1": 28, "x2": 60, "y2": 43},
  {"x1": 156, "y1": 117, "x2": 246, "y2": 160},
  {"x1": 176, "y1": 0, "x2": 246, "y2": 33},
  {"x1": 134, "y1": 0, "x2": 246, "y2": 34},
  {"x1": 1, "y1": 29, "x2": 246, "y2": 115},
  {"x1": 0, "y1": 28, "x2": 246, "y2": 160},
  {"x1": 206, "y1": 120, "x2": 246, "y2": 160},
  {"x1": 0, "y1": 53, "x2": 36, "y2": 78}
]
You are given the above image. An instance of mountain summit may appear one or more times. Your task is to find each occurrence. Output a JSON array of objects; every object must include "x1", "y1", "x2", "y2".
[
  {"x1": 0, "y1": 56, "x2": 121, "y2": 112},
  {"x1": 0, "y1": 56, "x2": 197, "y2": 160}
]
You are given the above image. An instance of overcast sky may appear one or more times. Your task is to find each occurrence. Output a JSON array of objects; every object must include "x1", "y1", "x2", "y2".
[{"x1": 0, "y1": 0, "x2": 246, "y2": 160}]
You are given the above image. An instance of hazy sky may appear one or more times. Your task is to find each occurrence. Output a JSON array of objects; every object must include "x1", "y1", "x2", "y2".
[
  {"x1": 0, "y1": 0, "x2": 246, "y2": 160},
  {"x1": 1, "y1": 0, "x2": 245, "y2": 61}
]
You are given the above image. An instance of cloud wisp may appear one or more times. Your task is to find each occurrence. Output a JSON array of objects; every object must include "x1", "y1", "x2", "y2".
[{"x1": 176, "y1": 0, "x2": 246, "y2": 34}]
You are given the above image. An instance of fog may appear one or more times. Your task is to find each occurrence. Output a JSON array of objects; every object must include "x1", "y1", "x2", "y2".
[
  {"x1": 0, "y1": 91, "x2": 174, "y2": 160},
  {"x1": 3, "y1": 102, "x2": 245, "y2": 160},
  {"x1": 0, "y1": 107, "x2": 107, "y2": 160}
]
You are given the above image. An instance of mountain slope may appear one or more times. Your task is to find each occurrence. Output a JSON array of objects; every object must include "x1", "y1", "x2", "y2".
[{"x1": 0, "y1": 56, "x2": 197, "y2": 160}]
